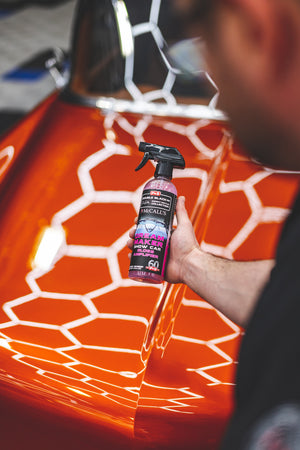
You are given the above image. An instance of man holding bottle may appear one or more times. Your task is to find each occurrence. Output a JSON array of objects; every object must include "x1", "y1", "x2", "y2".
[{"x1": 129, "y1": 0, "x2": 300, "y2": 447}]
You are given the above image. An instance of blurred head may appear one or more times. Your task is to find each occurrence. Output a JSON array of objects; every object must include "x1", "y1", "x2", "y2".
[{"x1": 176, "y1": 0, "x2": 300, "y2": 170}]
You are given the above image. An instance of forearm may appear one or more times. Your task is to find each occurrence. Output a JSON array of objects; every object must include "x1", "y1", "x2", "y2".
[
  {"x1": 133, "y1": 196, "x2": 275, "y2": 327},
  {"x1": 181, "y1": 248, "x2": 275, "y2": 327}
]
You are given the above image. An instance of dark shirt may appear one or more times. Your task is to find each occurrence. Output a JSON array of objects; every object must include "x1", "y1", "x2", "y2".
[{"x1": 221, "y1": 191, "x2": 300, "y2": 449}]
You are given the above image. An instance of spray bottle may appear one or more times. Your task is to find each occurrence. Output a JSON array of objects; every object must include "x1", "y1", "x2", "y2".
[{"x1": 129, "y1": 142, "x2": 185, "y2": 284}]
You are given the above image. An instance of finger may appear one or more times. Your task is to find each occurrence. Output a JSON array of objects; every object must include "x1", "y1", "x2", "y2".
[
  {"x1": 129, "y1": 225, "x2": 136, "y2": 239},
  {"x1": 127, "y1": 238, "x2": 134, "y2": 250}
]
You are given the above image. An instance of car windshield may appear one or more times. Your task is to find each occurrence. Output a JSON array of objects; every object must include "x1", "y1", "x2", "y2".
[{"x1": 67, "y1": 0, "x2": 223, "y2": 119}]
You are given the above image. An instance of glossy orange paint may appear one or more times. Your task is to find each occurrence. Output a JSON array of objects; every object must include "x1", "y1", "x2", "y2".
[{"x1": 0, "y1": 95, "x2": 299, "y2": 449}]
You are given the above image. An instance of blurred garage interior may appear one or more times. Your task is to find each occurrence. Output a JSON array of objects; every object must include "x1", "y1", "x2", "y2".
[{"x1": 0, "y1": 0, "x2": 76, "y2": 134}]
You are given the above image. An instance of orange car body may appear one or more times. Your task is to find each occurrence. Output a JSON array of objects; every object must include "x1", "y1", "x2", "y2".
[{"x1": 0, "y1": 1, "x2": 299, "y2": 448}]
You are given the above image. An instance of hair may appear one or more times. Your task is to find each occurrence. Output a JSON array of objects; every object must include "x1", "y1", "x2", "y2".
[
  {"x1": 171, "y1": 0, "x2": 217, "y2": 39},
  {"x1": 176, "y1": 0, "x2": 214, "y2": 24}
]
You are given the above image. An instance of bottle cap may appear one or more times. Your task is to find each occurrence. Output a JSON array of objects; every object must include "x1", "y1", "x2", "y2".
[{"x1": 135, "y1": 142, "x2": 185, "y2": 179}]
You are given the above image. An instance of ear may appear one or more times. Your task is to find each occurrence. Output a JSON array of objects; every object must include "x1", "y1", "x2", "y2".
[
  {"x1": 216, "y1": 0, "x2": 298, "y2": 85},
  {"x1": 269, "y1": 1, "x2": 298, "y2": 81}
]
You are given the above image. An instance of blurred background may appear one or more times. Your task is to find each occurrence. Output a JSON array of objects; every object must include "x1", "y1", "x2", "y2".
[{"x1": 0, "y1": 0, "x2": 76, "y2": 134}]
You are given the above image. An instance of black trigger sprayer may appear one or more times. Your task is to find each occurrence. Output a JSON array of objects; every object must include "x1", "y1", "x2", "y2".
[{"x1": 129, "y1": 142, "x2": 185, "y2": 284}]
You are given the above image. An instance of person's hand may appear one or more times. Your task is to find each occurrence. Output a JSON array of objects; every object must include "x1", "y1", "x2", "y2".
[
  {"x1": 127, "y1": 196, "x2": 199, "y2": 284},
  {"x1": 165, "y1": 196, "x2": 199, "y2": 284}
]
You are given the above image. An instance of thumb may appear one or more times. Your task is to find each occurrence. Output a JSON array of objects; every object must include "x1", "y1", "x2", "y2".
[{"x1": 176, "y1": 196, "x2": 189, "y2": 225}]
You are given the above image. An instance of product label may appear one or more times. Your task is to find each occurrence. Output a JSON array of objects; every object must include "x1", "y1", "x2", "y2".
[{"x1": 129, "y1": 189, "x2": 177, "y2": 277}]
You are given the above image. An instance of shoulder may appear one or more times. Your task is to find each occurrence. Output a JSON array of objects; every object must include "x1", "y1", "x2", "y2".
[
  {"x1": 244, "y1": 403, "x2": 300, "y2": 450},
  {"x1": 276, "y1": 190, "x2": 300, "y2": 262}
]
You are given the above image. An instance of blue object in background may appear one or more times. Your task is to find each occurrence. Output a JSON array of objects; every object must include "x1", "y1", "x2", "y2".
[{"x1": 2, "y1": 49, "x2": 53, "y2": 82}]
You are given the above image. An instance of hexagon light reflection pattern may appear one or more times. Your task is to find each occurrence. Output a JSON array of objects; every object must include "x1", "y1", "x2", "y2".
[
  {"x1": 0, "y1": 0, "x2": 299, "y2": 437},
  {"x1": 0, "y1": 111, "x2": 297, "y2": 427}
]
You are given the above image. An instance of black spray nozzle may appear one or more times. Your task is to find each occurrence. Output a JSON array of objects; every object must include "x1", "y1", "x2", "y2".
[{"x1": 135, "y1": 142, "x2": 185, "y2": 178}]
